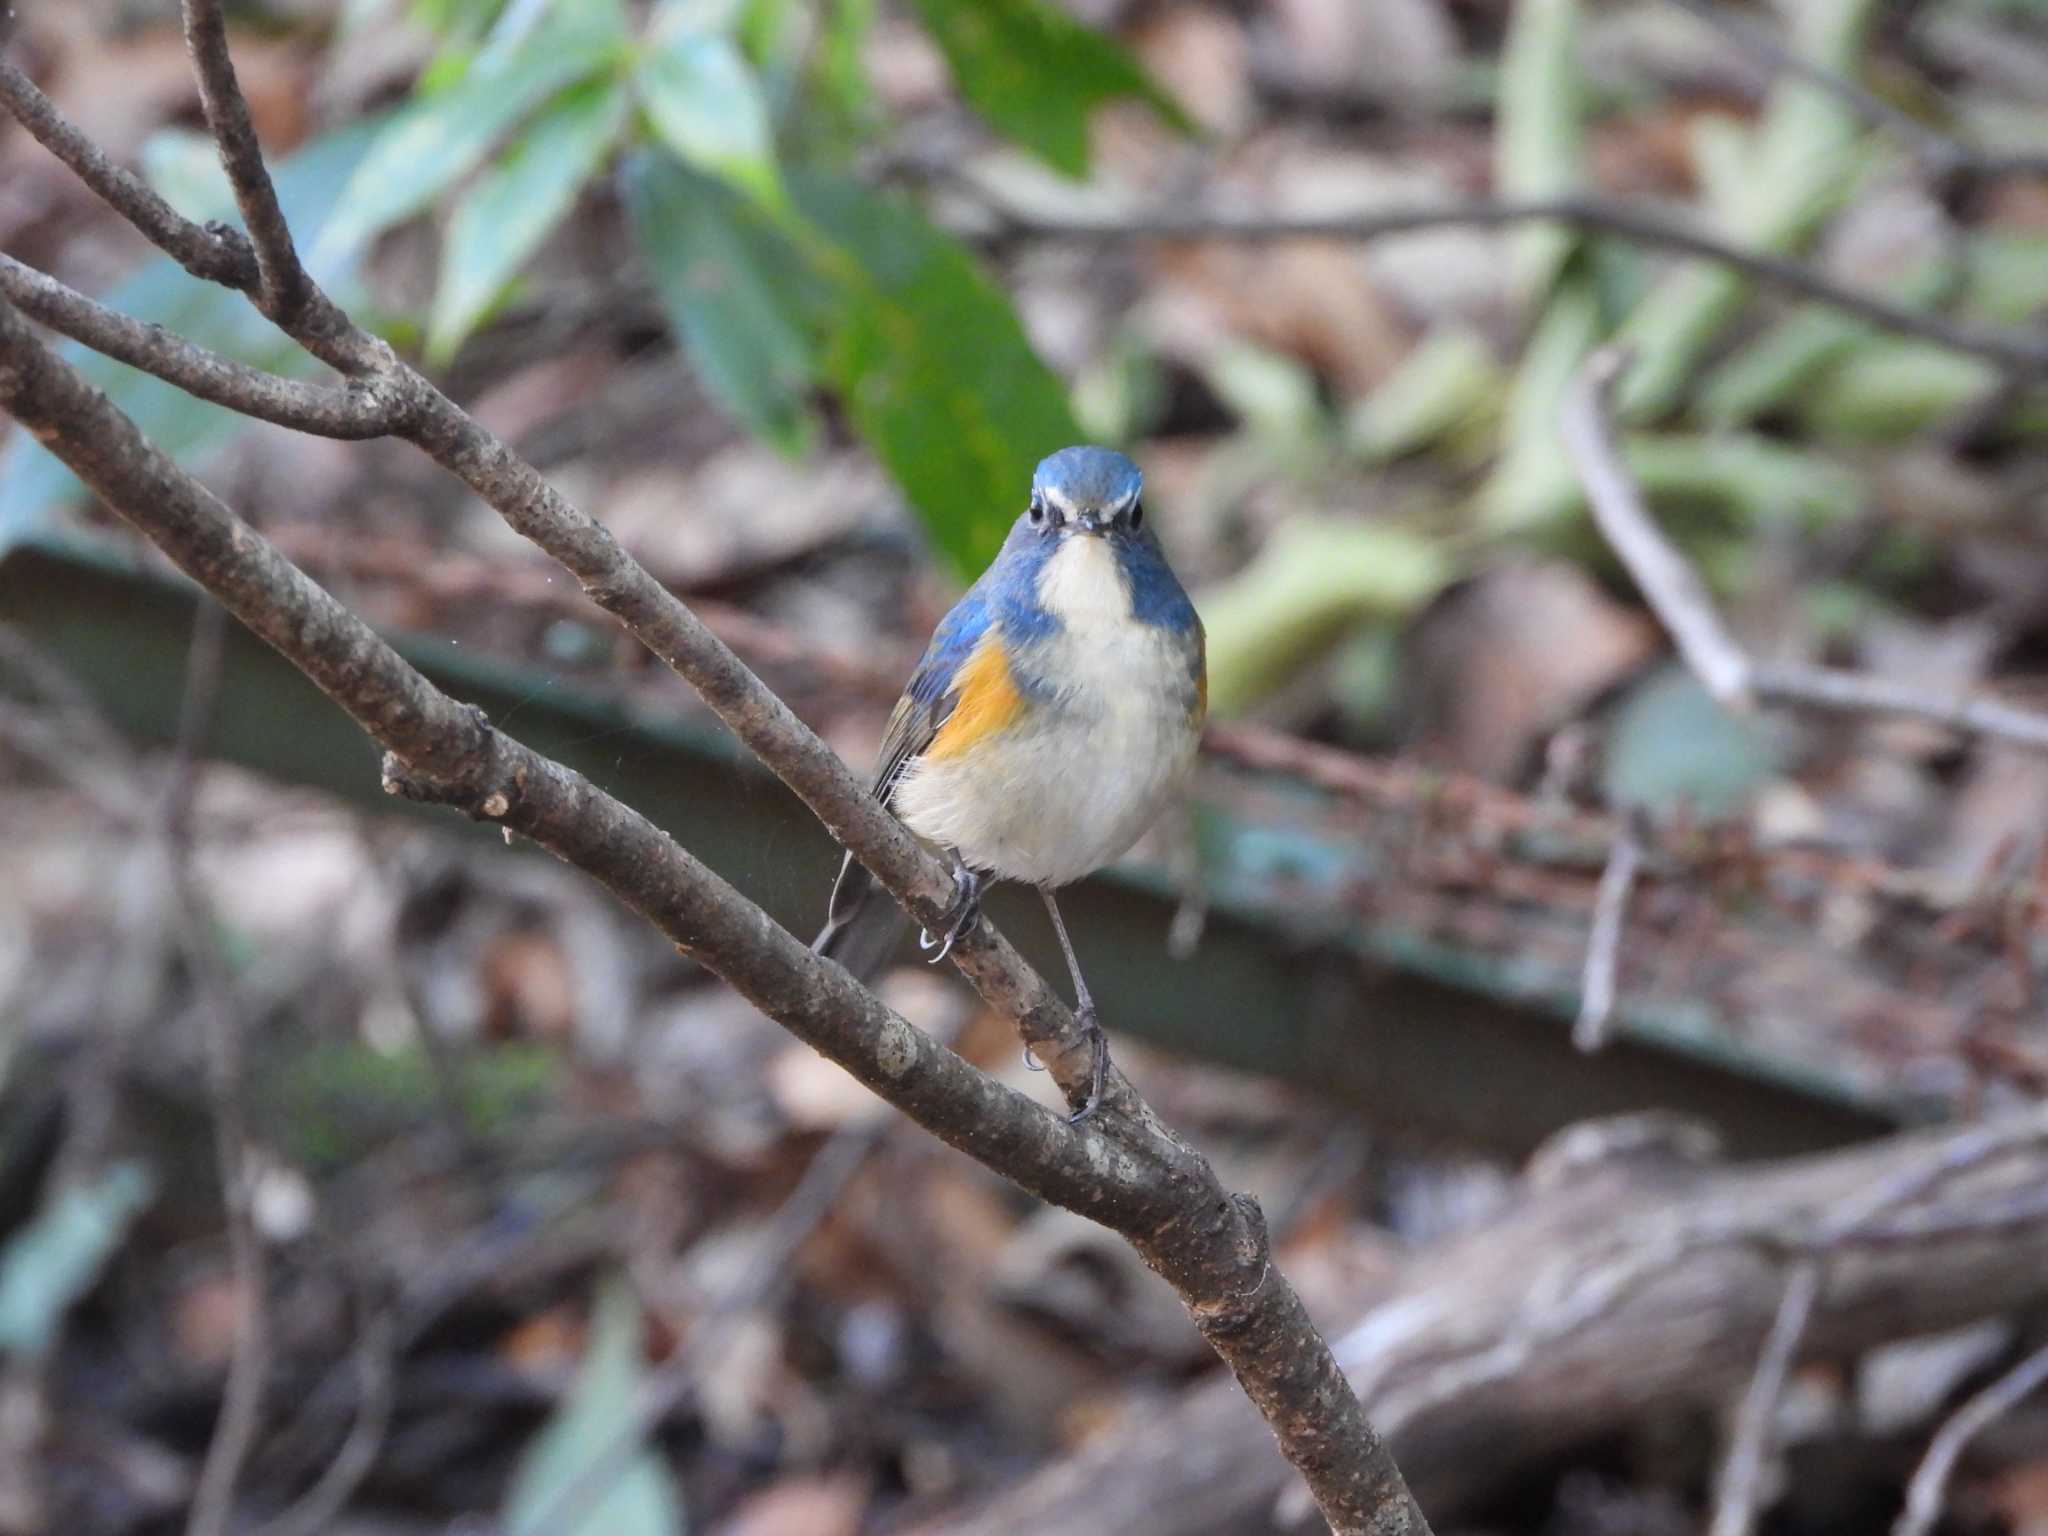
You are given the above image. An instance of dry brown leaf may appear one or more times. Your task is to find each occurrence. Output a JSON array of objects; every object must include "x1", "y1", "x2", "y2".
[{"x1": 1404, "y1": 561, "x2": 1658, "y2": 780}]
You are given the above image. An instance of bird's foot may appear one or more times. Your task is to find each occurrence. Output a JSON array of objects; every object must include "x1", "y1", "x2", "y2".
[
  {"x1": 917, "y1": 859, "x2": 983, "y2": 965},
  {"x1": 1063, "y1": 1007, "x2": 1109, "y2": 1124}
]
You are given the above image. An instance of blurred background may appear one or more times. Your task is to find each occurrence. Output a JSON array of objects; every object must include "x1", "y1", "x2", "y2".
[{"x1": 3, "y1": 0, "x2": 2048, "y2": 1531}]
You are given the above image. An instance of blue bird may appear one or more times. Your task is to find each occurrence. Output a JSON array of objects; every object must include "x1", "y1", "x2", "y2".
[{"x1": 815, "y1": 446, "x2": 1207, "y2": 1115}]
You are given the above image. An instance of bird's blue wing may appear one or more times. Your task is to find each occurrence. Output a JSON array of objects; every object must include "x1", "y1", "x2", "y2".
[{"x1": 870, "y1": 585, "x2": 994, "y2": 806}]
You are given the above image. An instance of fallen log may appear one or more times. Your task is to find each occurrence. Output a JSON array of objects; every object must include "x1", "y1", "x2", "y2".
[{"x1": 915, "y1": 1107, "x2": 2048, "y2": 1534}]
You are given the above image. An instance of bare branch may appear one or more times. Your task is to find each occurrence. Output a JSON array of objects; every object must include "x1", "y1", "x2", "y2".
[
  {"x1": 1572, "y1": 818, "x2": 1645, "y2": 1053},
  {"x1": 0, "y1": 58, "x2": 258, "y2": 291},
  {"x1": 0, "y1": 46, "x2": 1136, "y2": 1117},
  {"x1": 1562, "y1": 347, "x2": 1755, "y2": 709},
  {"x1": 0, "y1": 294, "x2": 1430, "y2": 1536},
  {"x1": 984, "y1": 194, "x2": 2048, "y2": 376},
  {"x1": 1563, "y1": 346, "x2": 2048, "y2": 753},
  {"x1": 179, "y1": 0, "x2": 310, "y2": 319},
  {"x1": 1708, "y1": 1261, "x2": 1821, "y2": 1536},
  {"x1": 256, "y1": 1300, "x2": 394, "y2": 1536},
  {"x1": 1894, "y1": 1338, "x2": 2048, "y2": 1536},
  {"x1": 0, "y1": 255, "x2": 398, "y2": 437},
  {"x1": 1747, "y1": 661, "x2": 2048, "y2": 752}
]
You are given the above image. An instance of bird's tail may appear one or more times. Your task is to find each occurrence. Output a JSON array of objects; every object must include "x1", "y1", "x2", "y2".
[{"x1": 811, "y1": 850, "x2": 908, "y2": 983}]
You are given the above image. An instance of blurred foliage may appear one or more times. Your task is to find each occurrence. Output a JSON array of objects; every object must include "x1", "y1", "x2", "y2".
[
  {"x1": 336, "y1": 0, "x2": 1182, "y2": 574},
  {"x1": 4, "y1": 0, "x2": 2046, "y2": 717},
  {"x1": 505, "y1": 1275, "x2": 687, "y2": 1536},
  {"x1": 277, "y1": 1041, "x2": 558, "y2": 1168},
  {"x1": 1601, "y1": 664, "x2": 1784, "y2": 822},
  {"x1": 0, "y1": 1164, "x2": 154, "y2": 1361},
  {"x1": 905, "y1": 0, "x2": 1193, "y2": 179}
]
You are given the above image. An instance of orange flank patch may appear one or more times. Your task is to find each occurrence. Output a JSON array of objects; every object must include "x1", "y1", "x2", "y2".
[{"x1": 925, "y1": 635, "x2": 1027, "y2": 759}]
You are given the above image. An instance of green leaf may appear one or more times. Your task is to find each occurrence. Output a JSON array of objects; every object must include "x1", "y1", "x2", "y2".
[
  {"x1": 505, "y1": 1276, "x2": 685, "y2": 1536},
  {"x1": 627, "y1": 153, "x2": 824, "y2": 452},
  {"x1": 794, "y1": 172, "x2": 1082, "y2": 574},
  {"x1": 1345, "y1": 326, "x2": 1503, "y2": 464},
  {"x1": 317, "y1": 0, "x2": 628, "y2": 260},
  {"x1": 1612, "y1": 0, "x2": 1879, "y2": 420},
  {"x1": 634, "y1": 12, "x2": 781, "y2": 206},
  {"x1": 427, "y1": 79, "x2": 630, "y2": 364},
  {"x1": 0, "y1": 1164, "x2": 154, "y2": 1359},
  {"x1": 1198, "y1": 520, "x2": 1452, "y2": 718},
  {"x1": 1481, "y1": 268, "x2": 1601, "y2": 532},
  {"x1": 1496, "y1": 0, "x2": 1587, "y2": 306},
  {"x1": 906, "y1": 0, "x2": 1192, "y2": 178},
  {"x1": 816, "y1": 0, "x2": 878, "y2": 128}
]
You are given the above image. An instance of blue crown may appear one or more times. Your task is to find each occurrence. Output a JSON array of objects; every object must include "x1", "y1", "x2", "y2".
[{"x1": 1032, "y1": 446, "x2": 1142, "y2": 509}]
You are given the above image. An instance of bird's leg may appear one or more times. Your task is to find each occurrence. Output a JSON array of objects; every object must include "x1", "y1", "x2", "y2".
[
  {"x1": 918, "y1": 854, "x2": 983, "y2": 965},
  {"x1": 1038, "y1": 887, "x2": 1109, "y2": 1122}
]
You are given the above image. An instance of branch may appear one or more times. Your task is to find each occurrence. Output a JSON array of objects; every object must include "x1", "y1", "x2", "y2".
[
  {"x1": 0, "y1": 255, "x2": 399, "y2": 438},
  {"x1": 1571, "y1": 817, "x2": 1645, "y2": 1053},
  {"x1": 179, "y1": 0, "x2": 310, "y2": 320},
  {"x1": 0, "y1": 295, "x2": 1429, "y2": 1536},
  {"x1": 1707, "y1": 1261, "x2": 1821, "y2": 1536},
  {"x1": 1894, "y1": 1338, "x2": 2048, "y2": 1536},
  {"x1": 0, "y1": 41, "x2": 1110, "y2": 1121},
  {"x1": 982, "y1": 194, "x2": 2048, "y2": 376},
  {"x1": 1563, "y1": 346, "x2": 2048, "y2": 752},
  {"x1": 0, "y1": 57, "x2": 258, "y2": 291}
]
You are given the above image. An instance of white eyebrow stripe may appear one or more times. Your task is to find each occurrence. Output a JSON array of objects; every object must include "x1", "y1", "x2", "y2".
[{"x1": 1039, "y1": 482, "x2": 1139, "y2": 517}]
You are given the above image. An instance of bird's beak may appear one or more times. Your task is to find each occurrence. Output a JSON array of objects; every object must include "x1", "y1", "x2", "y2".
[{"x1": 1073, "y1": 510, "x2": 1105, "y2": 534}]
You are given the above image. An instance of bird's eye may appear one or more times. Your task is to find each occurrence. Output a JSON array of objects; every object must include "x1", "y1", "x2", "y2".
[
  {"x1": 1028, "y1": 494, "x2": 1048, "y2": 528},
  {"x1": 1129, "y1": 500, "x2": 1144, "y2": 530}
]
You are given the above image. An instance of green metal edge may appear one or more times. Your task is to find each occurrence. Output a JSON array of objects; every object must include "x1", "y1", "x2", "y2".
[{"x1": 0, "y1": 529, "x2": 1895, "y2": 1159}]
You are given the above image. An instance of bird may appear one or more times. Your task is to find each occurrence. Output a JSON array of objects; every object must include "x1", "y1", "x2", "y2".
[{"x1": 814, "y1": 446, "x2": 1206, "y2": 1118}]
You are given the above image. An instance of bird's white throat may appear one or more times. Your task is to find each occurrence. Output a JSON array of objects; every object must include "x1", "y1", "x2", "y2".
[{"x1": 1036, "y1": 534, "x2": 1130, "y2": 630}]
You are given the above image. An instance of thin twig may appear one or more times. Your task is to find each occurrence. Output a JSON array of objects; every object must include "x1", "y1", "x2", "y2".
[
  {"x1": 1563, "y1": 346, "x2": 2048, "y2": 753},
  {"x1": 179, "y1": 0, "x2": 309, "y2": 319},
  {"x1": 1562, "y1": 347, "x2": 1755, "y2": 708},
  {"x1": 985, "y1": 194, "x2": 2048, "y2": 376},
  {"x1": 0, "y1": 58, "x2": 259, "y2": 291},
  {"x1": 1709, "y1": 1262, "x2": 1822, "y2": 1536},
  {"x1": 0, "y1": 256, "x2": 396, "y2": 438},
  {"x1": 170, "y1": 601, "x2": 270, "y2": 1536},
  {"x1": 1749, "y1": 662, "x2": 2048, "y2": 751},
  {"x1": 1572, "y1": 817, "x2": 1645, "y2": 1053},
  {"x1": 1894, "y1": 1338, "x2": 2048, "y2": 1536},
  {"x1": 256, "y1": 1301, "x2": 396, "y2": 1536}
]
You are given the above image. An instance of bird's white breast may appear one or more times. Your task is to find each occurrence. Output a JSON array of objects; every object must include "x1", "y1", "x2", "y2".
[{"x1": 891, "y1": 535, "x2": 1199, "y2": 887}]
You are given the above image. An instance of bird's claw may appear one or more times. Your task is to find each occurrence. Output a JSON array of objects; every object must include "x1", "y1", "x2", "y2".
[
  {"x1": 1063, "y1": 1007, "x2": 1110, "y2": 1124},
  {"x1": 918, "y1": 860, "x2": 982, "y2": 965}
]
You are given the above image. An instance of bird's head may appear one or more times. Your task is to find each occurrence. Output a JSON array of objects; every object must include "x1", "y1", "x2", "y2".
[{"x1": 1023, "y1": 445, "x2": 1145, "y2": 542}]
